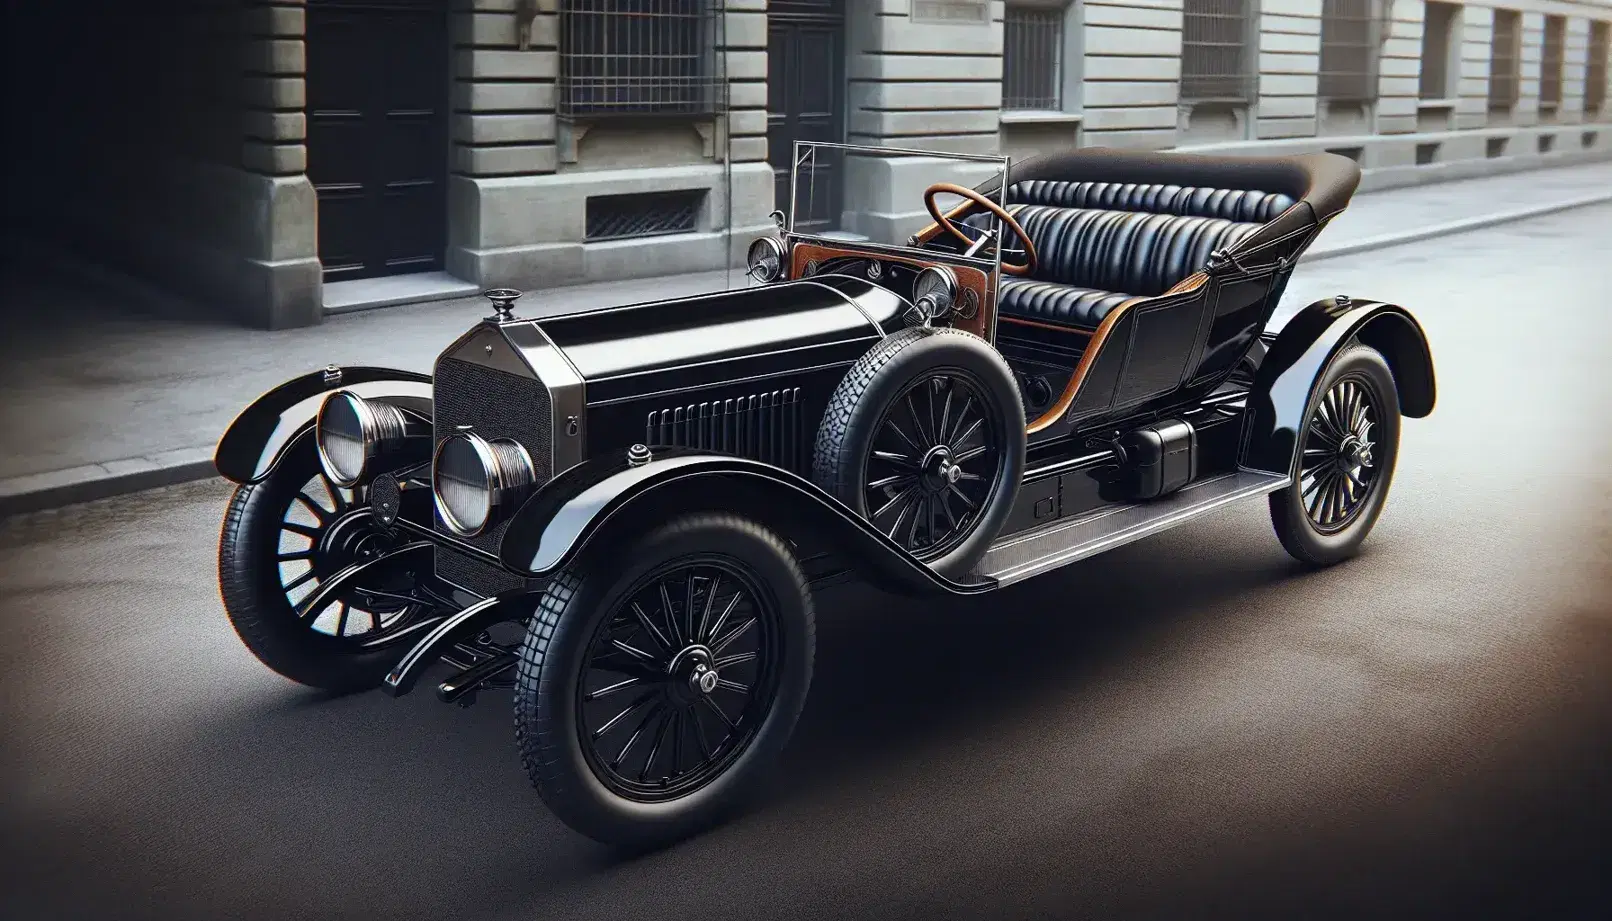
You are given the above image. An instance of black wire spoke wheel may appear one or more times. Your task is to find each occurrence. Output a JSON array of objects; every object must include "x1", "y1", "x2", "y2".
[
  {"x1": 863, "y1": 371, "x2": 1000, "y2": 558},
  {"x1": 1268, "y1": 343, "x2": 1401, "y2": 568},
  {"x1": 1298, "y1": 377, "x2": 1379, "y2": 533},
  {"x1": 577, "y1": 558, "x2": 780, "y2": 802},
  {"x1": 275, "y1": 470, "x2": 434, "y2": 646}
]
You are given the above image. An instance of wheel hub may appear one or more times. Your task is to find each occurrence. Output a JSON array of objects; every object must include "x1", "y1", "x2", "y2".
[
  {"x1": 667, "y1": 645, "x2": 719, "y2": 701},
  {"x1": 920, "y1": 445, "x2": 962, "y2": 491},
  {"x1": 1338, "y1": 434, "x2": 1374, "y2": 470}
]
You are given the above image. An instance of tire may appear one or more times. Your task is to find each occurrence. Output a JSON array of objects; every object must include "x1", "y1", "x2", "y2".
[
  {"x1": 812, "y1": 326, "x2": 1025, "y2": 579},
  {"x1": 1269, "y1": 343, "x2": 1402, "y2": 566},
  {"x1": 513, "y1": 513, "x2": 816, "y2": 847},
  {"x1": 218, "y1": 432, "x2": 433, "y2": 692}
]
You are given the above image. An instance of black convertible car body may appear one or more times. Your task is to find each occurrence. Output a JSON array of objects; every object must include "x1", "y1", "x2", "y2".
[{"x1": 213, "y1": 142, "x2": 1435, "y2": 846}]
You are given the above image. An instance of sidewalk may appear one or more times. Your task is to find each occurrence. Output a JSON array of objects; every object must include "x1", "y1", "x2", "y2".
[{"x1": 3, "y1": 160, "x2": 1611, "y2": 516}]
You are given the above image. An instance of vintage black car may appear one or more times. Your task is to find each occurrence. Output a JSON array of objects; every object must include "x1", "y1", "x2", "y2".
[{"x1": 213, "y1": 142, "x2": 1435, "y2": 846}]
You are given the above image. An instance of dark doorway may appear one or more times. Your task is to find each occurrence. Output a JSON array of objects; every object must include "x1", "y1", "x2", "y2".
[
  {"x1": 767, "y1": 1, "x2": 845, "y2": 234},
  {"x1": 306, "y1": 0, "x2": 449, "y2": 282}
]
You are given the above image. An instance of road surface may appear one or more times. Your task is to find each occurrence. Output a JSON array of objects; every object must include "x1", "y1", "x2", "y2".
[{"x1": 4, "y1": 205, "x2": 1612, "y2": 921}]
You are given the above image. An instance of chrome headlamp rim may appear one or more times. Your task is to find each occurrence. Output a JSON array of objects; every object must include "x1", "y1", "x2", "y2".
[
  {"x1": 316, "y1": 390, "x2": 383, "y2": 488},
  {"x1": 430, "y1": 431, "x2": 537, "y2": 538},
  {"x1": 746, "y1": 235, "x2": 787, "y2": 283}
]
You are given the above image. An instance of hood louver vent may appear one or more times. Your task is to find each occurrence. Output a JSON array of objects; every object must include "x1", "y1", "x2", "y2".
[{"x1": 646, "y1": 389, "x2": 807, "y2": 475}]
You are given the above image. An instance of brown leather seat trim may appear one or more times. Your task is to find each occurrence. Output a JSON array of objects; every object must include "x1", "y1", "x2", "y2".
[
  {"x1": 997, "y1": 315, "x2": 1096, "y2": 336},
  {"x1": 1025, "y1": 295, "x2": 1147, "y2": 434}
]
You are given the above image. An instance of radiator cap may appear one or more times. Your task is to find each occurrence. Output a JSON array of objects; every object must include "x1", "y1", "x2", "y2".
[{"x1": 627, "y1": 444, "x2": 653, "y2": 468}]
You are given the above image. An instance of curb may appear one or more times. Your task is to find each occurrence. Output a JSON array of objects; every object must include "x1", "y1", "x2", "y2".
[
  {"x1": 4, "y1": 191, "x2": 1611, "y2": 520},
  {"x1": 1299, "y1": 190, "x2": 1612, "y2": 264}
]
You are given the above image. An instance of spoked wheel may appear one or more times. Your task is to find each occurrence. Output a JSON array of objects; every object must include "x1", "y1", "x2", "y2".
[
  {"x1": 814, "y1": 326, "x2": 1025, "y2": 578},
  {"x1": 862, "y1": 372, "x2": 1001, "y2": 560},
  {"x1": 1270, "y1": 343, "x2": 1402, "y2": 566},
  {"x1": 219, "y1": 432, "x2": 443, "y2": 691},
  {"x1": 514, "y1": 513, "x2": 814, "y2": 847}
]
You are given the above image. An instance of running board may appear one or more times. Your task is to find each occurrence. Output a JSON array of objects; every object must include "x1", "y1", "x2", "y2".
[{"x1": 972, "y1": 470, "x2": 1291, "y2": 587}]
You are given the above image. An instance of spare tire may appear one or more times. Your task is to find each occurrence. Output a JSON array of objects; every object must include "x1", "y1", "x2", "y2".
[{"x1": 812, "y1": 326, "x2": 1025, "y2": 579}]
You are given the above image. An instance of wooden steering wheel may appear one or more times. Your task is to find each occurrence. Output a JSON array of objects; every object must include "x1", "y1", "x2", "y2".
[{"x1": 922, "y1": 182, "x2": 1038, "y2": 277}]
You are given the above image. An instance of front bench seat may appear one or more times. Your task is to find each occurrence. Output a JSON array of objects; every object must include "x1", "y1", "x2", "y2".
[{"x1": 969, "y1": 182, "x2": 1297, "y2": 331}]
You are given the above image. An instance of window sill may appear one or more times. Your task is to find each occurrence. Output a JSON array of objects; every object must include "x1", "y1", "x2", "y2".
[
  {"x1": 999, "y1": 110, "x2": 1084, "y2": 125},
  {"x1": 1417, "y1": 98, "x2": 1459, "y2": 111}
]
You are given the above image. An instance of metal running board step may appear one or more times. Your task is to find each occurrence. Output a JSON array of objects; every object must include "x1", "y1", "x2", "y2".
[{"x1": 973, "y1": 470, "x2": 1291, "y2": 587}]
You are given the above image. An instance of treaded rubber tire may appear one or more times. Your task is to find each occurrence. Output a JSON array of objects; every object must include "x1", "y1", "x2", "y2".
[
  {"x1": 218, "y1": 433, "x2": 402, "y2": 692},
  {"x1": 513, "y1": 513, "x2": 816, "y2": 847},
  {"x1": 812, "y1": 325, "x2": 1025, "y2": 579},
  {"x1": 1269, "y1": 343, "x2": 1402, "y2": 567}
]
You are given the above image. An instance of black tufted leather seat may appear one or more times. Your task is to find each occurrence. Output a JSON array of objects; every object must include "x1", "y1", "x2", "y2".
[{"x1": 972, "y1": 182, "x2": 1297, "y2": 331}]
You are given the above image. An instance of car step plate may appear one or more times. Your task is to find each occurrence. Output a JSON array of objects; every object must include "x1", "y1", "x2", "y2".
[{"x1": 973, "y1": 470, "x2": 1291, "y2": 587}]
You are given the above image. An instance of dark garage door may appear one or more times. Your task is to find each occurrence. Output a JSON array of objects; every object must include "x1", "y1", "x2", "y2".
[
  {"x1": 767, "y1": 1, "x2": 845, "y2": 234},
  {"x1": 307, "y1": 0, "x2": 449, "y2": 282}
]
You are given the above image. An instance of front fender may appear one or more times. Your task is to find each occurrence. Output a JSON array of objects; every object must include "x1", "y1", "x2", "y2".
[
  {"x1": 498, "y1": 450, "x2": 994, "y2": 598},
  {"x1": 1241, "y1": 297, "x2": 1436, "y2": 476},
  {"x1": 214, "y1": 365, "x2": 433, "y2": 485}
]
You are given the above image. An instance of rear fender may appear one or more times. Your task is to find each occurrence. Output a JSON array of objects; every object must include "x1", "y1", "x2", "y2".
[
  {"x1": 214, "y1": 365, "x2": 433, "y2": 485},
  {"x1": 498, "y1": 450, "x2": 994, "y2": 598},
  {"x1": 1241, "y1": 297, "x2": 1436, "y2": 476}
]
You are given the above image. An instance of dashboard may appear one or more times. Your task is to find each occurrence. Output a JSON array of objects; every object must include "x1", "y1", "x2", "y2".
[{"x1": 787, "y1": 240, "x2": 995, "y2": 340}]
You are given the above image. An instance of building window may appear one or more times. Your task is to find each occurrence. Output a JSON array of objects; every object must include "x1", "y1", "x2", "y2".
[
  {"x1": 1318, "y1": 0, "x2": 1381, "y2": 102},
  {"x1": 558, "y1": 0, "x2": 719, "y2": 117},
  {"x1": 1539, "y1": 14, "x2": 1566, "y2": 111},
  {"x1": 1418, "y1": 1, "x2": 1462, "y2": 100},
  {"x1": 1003, "y1": 3, "x2": 1067, "y2": 110},
  {"x1": 1588, "y1": 21, "x2": 1610, "y2": 116},
  {"x1": 1488, "y1": 9, "x2": 1521, "y2": 111},
  {"x1": 1181, "y1": 0, "x2": 1257, "y2": 102}
]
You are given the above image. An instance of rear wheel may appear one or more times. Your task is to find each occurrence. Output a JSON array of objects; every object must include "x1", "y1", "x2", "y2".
[
  {"x1": 513, "y1": 513, "x2": 815, "y2": 847},
  {"x1": 1269, "y1": 343, "x2": 1401, "y2": 566}
]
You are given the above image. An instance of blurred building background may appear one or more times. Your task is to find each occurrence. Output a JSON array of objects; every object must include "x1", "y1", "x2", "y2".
[{"x1": 4, "y1": 0, "x2": 1609, "y2": 329}]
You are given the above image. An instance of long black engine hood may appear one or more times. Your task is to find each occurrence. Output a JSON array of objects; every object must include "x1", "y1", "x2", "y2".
[{"x1": 530, "y1": 276, "x2": 908, "y2": 406}]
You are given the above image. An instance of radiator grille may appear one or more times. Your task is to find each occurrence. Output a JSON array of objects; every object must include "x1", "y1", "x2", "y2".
[
  {"x1": 432, "y1": 357, "x2": 553, "y2": 596},
  {"x1": 646, "y1": 388, "x2": 806, "y2": 475}
]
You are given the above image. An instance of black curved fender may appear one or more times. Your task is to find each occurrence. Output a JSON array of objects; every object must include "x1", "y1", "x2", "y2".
[
  {"x1": 498, "y1": 449, "x2": 996, "y2": 598},
  {"x1": 214, "y1": 365, "x2": 433, "y2": 485},
  {"x1": 1241, "y1": 297, "x2": 1436, "y2": 476}
]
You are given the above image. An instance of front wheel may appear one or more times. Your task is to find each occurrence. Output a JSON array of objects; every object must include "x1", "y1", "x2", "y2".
[
  {"x1": 513, "y1": 513, "x2": 816, "y2": 847},
  {"x1": 1269, "y1": 343, "x2": 1402, "y2": 566}
]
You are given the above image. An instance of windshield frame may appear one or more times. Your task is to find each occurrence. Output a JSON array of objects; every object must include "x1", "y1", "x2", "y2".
[{"x1": 784, "y1": 141, "x2": 1012, "y2": 277}]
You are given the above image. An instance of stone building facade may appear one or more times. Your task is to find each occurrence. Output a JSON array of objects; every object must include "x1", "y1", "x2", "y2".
[{"x1": 5, "y1": 0, "x2": 1609, "y2": 329}]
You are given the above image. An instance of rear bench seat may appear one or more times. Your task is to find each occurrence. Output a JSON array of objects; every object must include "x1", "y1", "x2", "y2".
[{"x1": 968, "y1": 181, "x2": 1297, "y2": 332}]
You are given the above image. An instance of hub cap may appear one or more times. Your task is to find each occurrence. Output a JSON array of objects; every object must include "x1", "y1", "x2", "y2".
[
  {"x1": 1299, "y1": 377, "x2": 1379, "y2": 533},
  {"x1": 863, "y1": 372, "x2": 1001, "y2": 558},
  {"x1": 577, "y1": 560, "x2": 780, "y2": 802}
]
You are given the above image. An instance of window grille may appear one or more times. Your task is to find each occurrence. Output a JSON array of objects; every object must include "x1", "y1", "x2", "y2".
[
  {"x1": 1319, "y1": 0, "x2": 1380, "y2": 102},
  {"x1": 1540, "y1": 14, "x2": 1566, "y2": 109},
  {"x1": 1418, "y1": 2, "x2": 1459, "y2": 100},
  {"x1": 585, "y1": 189, "x2": 705, "y2": 240},
  {"x1": 1488, "y1": 9, "x2": 1521, "y2": 111},
  {"x1": 1003, "y1": 3, "x2": 1065, "y2": 110},
  {"x1": 1588, "y1": 21, "x2": 1609, "y2": 115},
  {"x1": 559, "y1": 0, "x2": 721, "y2": 117},
  {"x1": 1181, "y1": 0, "x2": 1256, "y2": 102}
]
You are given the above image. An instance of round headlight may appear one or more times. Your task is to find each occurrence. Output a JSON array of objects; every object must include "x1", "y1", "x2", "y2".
[
  {"x1": 316, "y1": 391, "x2": 414, "y2": 487},
  {"x1": 912, "y1": 266, "x2": 959, "y2": 320},
  {"x1": 432, "y1": 432, "x2": 537, "y2": 537},
  {"x1": 746, "y1": 236, "x2": 786, "y2": 283}
]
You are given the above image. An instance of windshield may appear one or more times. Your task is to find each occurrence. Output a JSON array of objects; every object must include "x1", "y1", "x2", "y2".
[{"x1": 787, "y1": 141, "x2": 1010, "y2": 261}]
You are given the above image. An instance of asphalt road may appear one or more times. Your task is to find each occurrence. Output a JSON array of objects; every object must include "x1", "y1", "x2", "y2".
[{"x1": 4, "y1": 206, "x2": 1612, "y2": 921}]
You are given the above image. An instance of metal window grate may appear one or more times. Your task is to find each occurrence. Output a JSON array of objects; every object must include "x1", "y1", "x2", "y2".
[
  {"x1": 559, "y1": 0, "x2": 721, "y2": 117},
  {"x1": 1488, "y1": 9, "x2": 1521, "y2": 110},
  {"x1": 585, "y1": 189, "x2": 705, "y2": 241},
  {"x1": 1588, "y1": 21, "x2": 1610, "y2": 115},
  {"x1": 1319, "y1": 0, "x2": 1380, "y2": 102},
  {"x1": 1003, "y1": 4, "x2": 1064, "y2": 110},
  {"x1": 1181, "y1": 0, "x2": 1256, "y2": 102},
  {"x1": 1418, "y1": 1, "x2": 1458, "y2": 100},
  {"x1": 1540, "y1": 15, "x2": 1566, "y2": 108}
]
